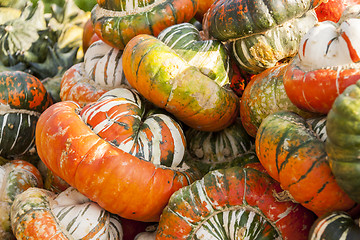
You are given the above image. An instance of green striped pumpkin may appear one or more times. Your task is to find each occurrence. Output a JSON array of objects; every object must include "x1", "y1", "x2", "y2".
[
  {"x1": 185, "y1": 119, "x2": 254, "y2": 175},
  {"x1": 11, "y1": 187, "x2": 123, "y2": 239},
  {"x1": 158, "y1": 22, "x2": 231, "y2": 87},
  {"x1": 202, "y1": 0, "x2": 319, "y2": 74},
  {"x1": 306, "y1": 116, "x2": 327, "y2": 142},
  {"x1": 156, "y1": 165, "x2": 316, "y2": 239},
  {"x1": 309, "y1": 211, "x2": 360, "y2": 240},
  {"x1": 91, "y1": 0, "x2": 199, "y2": 50},
  {"x1": 326, "y1": 80, "x2": 360, "y2": 203},
  {"x1": 0, "y1": 71, "x2": 52, "y2": 158}
]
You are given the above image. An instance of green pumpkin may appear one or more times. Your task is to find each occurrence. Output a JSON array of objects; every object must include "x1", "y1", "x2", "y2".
[
  {"x1": 158, "y1": 22, "x2": 231, "y2": 87},
  {"x1": 0, "y1": 71, "x2": 53, "y2": 158},
  {"x1": 326, "y1": 80, "x2": 360, "y2": 203},
  {"x1": 202, "y1": 0, "x2": 319, "y2": 74},
  {"x1": 185, "y1": 119, "x2": 254, "y2": 175},
  {"x1": 309, "y1": 211, "x2": 360, "y2": 240}
]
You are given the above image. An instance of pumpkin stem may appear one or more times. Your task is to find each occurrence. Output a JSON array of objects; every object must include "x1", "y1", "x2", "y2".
[{"x1": 272, "y1": 190, "x2": 299, "y2": 203}]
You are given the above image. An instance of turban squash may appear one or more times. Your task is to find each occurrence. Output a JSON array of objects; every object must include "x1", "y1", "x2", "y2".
[
  {"x1": 11, "y1": 187, "x2": 123, "y2": 239},
  {"x1": 202, "y1": 0, "x2": 320, "y2": 74},
  {"x1": 35, "y1": 88, "x2": 199, "y2": 222},
  {"x1": 284, "y1": 5, "x2": 360, "y2": 114},
  {"x1": 309, "y1": 211, "x2": 360, "y2": 240},
  {"x1": 91, "y1": 0, "x2": 199, "y2": 50},
  {"x1": 60, "y1": 40, "x2": 131, "y2": 106},
  {"x1": 0, "y1": 160, "x2": 43, "y2": 239},
  {"x1": 240, "y1": 64, "x2": 315, "y2": 137},
  {"x1": 255, "y1": 111, "x2": 358, "y2": 216},
  {"x1": 156, "y1": 164, "x2": 316, "y2": 239},
  {"x1": 0, "y1": 71, "x2": 52, "y2": 158},
  {"x1": 122, "y1": 32, "x2": 239, "y2": 131},
  {"x1": 326, "y1": 80, "x2": 360, "y2": 203}
]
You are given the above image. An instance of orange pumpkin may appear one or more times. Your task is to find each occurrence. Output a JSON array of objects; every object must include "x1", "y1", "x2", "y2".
[{"x1": 36, "y1": 88, "x2": 199, "y2": 222}]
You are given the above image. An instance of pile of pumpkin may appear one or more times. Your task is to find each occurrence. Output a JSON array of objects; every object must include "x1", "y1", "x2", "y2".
[{"x1": 2, "y1": 0, "x2": 360, "y2": 239}]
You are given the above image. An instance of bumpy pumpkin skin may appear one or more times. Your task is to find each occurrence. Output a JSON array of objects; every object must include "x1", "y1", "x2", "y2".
[
  {"x1": 122, "y1": 34, "x2": 239, "y2": 132},
  {"x1": 92, "y1": 0, "x2": 199, "y2": 50},
  {"x1": 255, "y1": 111, "x2": 357, "y2": 217},
  {"x1": 284, "y1": 5, "x2": 360, "y2": 114},
  {"x1": 156, "y1": 164, "x2": 316, "y2": 240},
  {"x1": 240, "y1": 64, "x2": 315, "y2": 137},
  {"x1": 326, "y1": 80, "x2": 360, "y2": 203},
  {"x1": 309, "y1": 211, "x2": 360, "y2": 240},
  {"x1": 35, "y1": 89, "x2": 199, "y2": 222}
]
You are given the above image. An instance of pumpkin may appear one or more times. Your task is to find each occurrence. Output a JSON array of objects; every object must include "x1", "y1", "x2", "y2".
[
  {"x1": 240, "y1": 64, "x2": 315, "y2": 137},
  {"x1": 82, "y1": 18, "x2": 101, "y2": 53},
  {"x1": 202, "y1": 0, "x2": 320, "y2": 74},
  {"x1": 11, "y1": 187, "x2": 123, "y2": 239},
  {"x1": 0, "y1": 160, "x2": 43, "y2": 240},
  {"x1": 326, "y1": 80, "x2": 360, "y2": 203},
  {"x1": 123, "y1": 34, "x2": 239, "y2": 132},
  {"x1": 309, "y1": 211, "x2": 360, "y2": 239},
  {"x1": 185, "y1": 118, "x2": 254, "y2": 175},
  {"x1": 157, "y1": 22, "x2": 232, "y2": 88},
  {"x1": 315, "y1": 0, "x2": 360, "y2": 22},
  {"x1": 156, "y1": 164, "x2": 316, "y2": 239},
  {"x1": 37, "y1": 160, "x2": 71, "y2": 194},
  {"x1": 60, "y1": 40, "x2": 131, "y2": 106},
  {"x1": 35, "y1": 87, "x2": 199, "y2": 222},
  {"x1": 0, "y1": 71, "x2": 52, "y2": 158},
  {"x1": 91, "y1": 0, "x2": 199, "y2": 50},
  {"x1": 255, "y1": 111, "x2": 358, "y2": 216},
  {"x1": 283, "y1": 5, "x2": 360, "y2": 114}
]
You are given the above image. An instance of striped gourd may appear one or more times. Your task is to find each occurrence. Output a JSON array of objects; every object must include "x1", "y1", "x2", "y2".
[
  {"x1": 0, "y1": 160, "x2": 43, "y2": 240},
  {"x1": 122, "y1": 34, "x2": 239, "y2": 132},
  {"x1": 80, "y1": 88, "x2": 186, "y2": 167},
  {"x1": 306, "y1": 116, "x2": 327, "y2": 142},
  {"x1": 284, "y1": 5, "x2": 360, "y2": 114},
  {"x1": 185, "y1": 119, "x2": 253, "y2": 175},
  {"x1": 240, "y1": 64, "x2": 315, "y2": 137},
  {"x1": 60, "y1": 40, "x2": 131, "y2": 106},
  {"x1": 91, "y1": 0, "x2": 199, "y2": 50},
  {"x1": 255, "y1": 111, "x2": 357, "y2": 216},
  {"x1": 36, "y1": 87, "x2": 199, "y2": 221},
  {"x1": 11, "y1": 187, "x2": 123, "y2": 239},
  {"x1": 158, "y1": 23, "x2": 231, "y2": 87},
  {"x1": 202, "y1": 0, "x2": 320, "y2": 74},
  {"x1": 156, "y1": 165, "x2": 316, "y2": 240},
  {"x1": 309, "y1": 211, "x2": 360, "y2": 240},
  {"x1": 0, "y1": 71, "x2": 52, "y2": 158}
]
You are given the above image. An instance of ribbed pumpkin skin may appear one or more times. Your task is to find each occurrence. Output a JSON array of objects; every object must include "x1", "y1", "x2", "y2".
[
  {"x1": 326, "y1": 81, "x2": 360, "y2": 203},
  {"x1": 122, "y1": 34, "x2": 239, "y2": 132},
  {"x1": 11, "y1": 187, "x2": 123, "y2": 239},
  {"x1": 35, "y1": 89, "x2": 198, "y2": 222},
  {"x1": 157, "y1": 23, "x2": 231, "y2": 87},
  {"x1": 284, "y1": 8, "x2": 360, "y2": 114},
  {"x1": 255, "y1": 111, "x2": 357, "y2": 216},
  {"x1": 309, "y1": 211, "x2": 360, "y2": 240},
  {"x1": 60, "y1": 40, "x2": 130, "y2": 106},
  {"x1": 202, "y1": 0, "x2": 321, "y2": 41},
  {"x1": 92, "y1": 0, "x2": 199, "y2": 50},
  {"x1": 156, "y1": 165, "x2": 316, "y2": 240},
  {"x1": 202, "y1": 0, "x2": 320, "y2": 74},
  {"x1": 0, "y1": 71, "x2": 53, "y2": 158},
  {"x1": 185, "y1": 119, "x2": 254, "y2": 175},
  {"x1": 240, "y1": 64, "x2": 314, "y2": 137}
]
